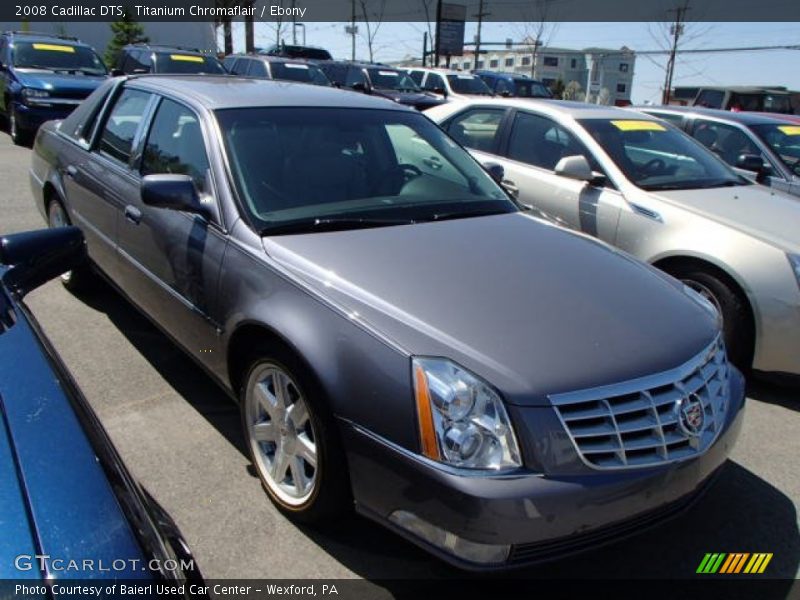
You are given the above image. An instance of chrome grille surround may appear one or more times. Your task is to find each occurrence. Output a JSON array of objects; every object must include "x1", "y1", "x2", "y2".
[{"x1": 550, "y1": 335, "x2": 730, "y2": 470}]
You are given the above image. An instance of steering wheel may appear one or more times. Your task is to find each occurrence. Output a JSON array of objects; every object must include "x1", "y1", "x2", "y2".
[{"x1": 640, "y1": 158, "x2": 666, "y2": 175}]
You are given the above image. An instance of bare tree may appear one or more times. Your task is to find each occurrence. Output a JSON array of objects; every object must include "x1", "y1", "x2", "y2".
[
  {"x1": 359, "y1": 0, "x2": 387, "y2": 63},
  {"x1": 243, "y1": 0, "x2": 255, "y2": 53},
  {"x1": 262, "y1": 0, "x2": 290, "y2": 48},
  {"x1": 214, "y1": 0, "x2": 243, "y2": 55},
  {"x1": 515, "y1": 0, "x2": 559, "y2": 78},
  {"x1": 562, "y1": 80, "x2": 584, "y2": 101}
]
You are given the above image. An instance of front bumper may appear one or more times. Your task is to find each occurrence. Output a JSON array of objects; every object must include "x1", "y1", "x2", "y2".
[
  {"x1": 12, "y1": 99, "x2": 80, "y2": 131},
  {"x1": 341, "y1": 368, "x2": 745, "y2": 570}
]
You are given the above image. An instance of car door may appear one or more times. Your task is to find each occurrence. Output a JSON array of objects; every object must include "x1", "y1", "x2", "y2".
[
  {"x1": 495, "y1": 110, "x2": 623, "y2": 240},
  {"x1": 0, "y1": 37, "x2": 9, "y2": 116},
  {"x1": 117, "y1": 95, "x2": 226, "y2": 357},
  {"x1": 65, "y1": 86, "x2": 153, "y2": 280}
]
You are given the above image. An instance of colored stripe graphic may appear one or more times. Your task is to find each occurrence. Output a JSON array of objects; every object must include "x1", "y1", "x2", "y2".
[{"x1": 698, "y1": 553, "x2": 773, "y2": 574}]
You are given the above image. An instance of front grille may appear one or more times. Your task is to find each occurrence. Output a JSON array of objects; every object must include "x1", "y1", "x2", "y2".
[{"x1": 551, "y1": 335, "x2": 729, "y2": 470}]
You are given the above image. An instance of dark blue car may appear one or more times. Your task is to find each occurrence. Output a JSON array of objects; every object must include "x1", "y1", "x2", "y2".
[
  {"x1": 0, "y1": 32, "x2": 107, "y2": 145},
  {"x1": 0, "y1": 227, "x2": 203, "y2": 588},
  {"x1": 474, "y1": 70, "x2": 552, "y2": 99}
]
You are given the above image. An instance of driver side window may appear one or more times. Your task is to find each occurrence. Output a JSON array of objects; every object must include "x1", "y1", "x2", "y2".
[{"x1": 507, "y1": 112, "x2": 597, "y2": 172}]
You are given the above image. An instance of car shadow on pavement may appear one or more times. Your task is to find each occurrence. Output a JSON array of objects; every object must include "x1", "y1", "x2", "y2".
[
  {"x1": 73, "y1": 281, "x2": 799, "y2": 591},
  {"x1": 748, "y1": 378, "x2": 800, "y2": 412}
]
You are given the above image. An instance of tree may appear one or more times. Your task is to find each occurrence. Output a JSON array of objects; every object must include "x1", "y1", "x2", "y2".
[
  {"x1": 551, "y1": 78, "x2": 565, "y2": 98},
  {"x1": 105, "y1": 13, "x2": 148, "y2": 68},
  {"x1": 515, "y1": 0, "x2": 559, "y2": 78},
  {"x1": 597, "y1": 87, "x2": 611, "y2": 105},
  {"x1": 359, "y1": 0, "x2": 387, "y2": 63},
  {"x1": 562, "y1": 80, "x2": 583, "y2": 101}
]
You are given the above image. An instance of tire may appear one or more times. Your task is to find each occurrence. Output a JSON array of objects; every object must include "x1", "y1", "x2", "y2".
[
  {"x1": 9, "y1": 105, "x2": 30, "y2": 146},
  {"x1": 668, "y1": 264, "x2": 754, "y2": 371},
  {"x1": 240, "y1": 344, "x2": 351, "y2": 524},
  {"x1": 47, "y1": 198, "x2": 95, "y2": 292}
]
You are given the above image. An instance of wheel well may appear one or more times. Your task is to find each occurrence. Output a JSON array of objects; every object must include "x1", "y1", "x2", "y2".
[
  {"x1": 43, "y1": 182, "x2": 61, "y2": 215},
  {"x1": 653, "y1": 255, "x2": 756, "y2": 351},
  {"x1": 226, "y1": 323, "x2": 300, "y2": 400}
]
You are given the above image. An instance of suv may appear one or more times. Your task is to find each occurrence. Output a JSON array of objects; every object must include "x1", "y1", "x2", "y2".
[
  {"x1": 113, "y1": 44, "x2": 226, "y2": 76},
  {"x1": 223, "y1": 54, "x2": 330, "y2": 86},
  {"x1": 405, "y1": 67, "x2": 493, "y2": 102},
  {"x1": 681, "y1": 86, "x2": 795, "y2": 115},
  {"x1": 474, "y1": 70, "x2": 552, "y2": 98},
  {"x1": 318, "y1": 61, "x2": 444, "y2": 110},
  {"x1": 0, "y1": 31, "x2": 107, "y2": 145},
  {"x1": 258, "y1": 44, "x2": 332, "y2": 61}
]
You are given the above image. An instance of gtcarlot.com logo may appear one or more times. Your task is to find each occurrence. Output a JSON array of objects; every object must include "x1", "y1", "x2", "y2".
[{"x1": 697, "y1": 552, "x2": 773, "y2": 574}]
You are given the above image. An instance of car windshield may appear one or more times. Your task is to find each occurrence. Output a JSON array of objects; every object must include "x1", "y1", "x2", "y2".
[
  {"x1": 367, "y1": 68, "x2": 420, "y2": 92},
  {"x1": 12, "y1": 41, "x2": 106, "y2": 75},
  {"x1": 446, "y1": 74, "x2": 492, "y2": 96},
  {"x1": 271, "y1": 62, "x2": 330, "y2": 86},
  {"x1": 155, "y1": 52, "x2": 226, "y2": 74},
  {"x1": 515, "y1": 80, "x2": 551, "y2": 98},
  {"x1": 579, "y1": 118, "x2": 747, "y2": 191},
  {"x1": 216, "y1": 107, "x2": 516, "y2": 234},
  {"x1": 751, "y1": 123, "x2": 800, "y2": 176}
]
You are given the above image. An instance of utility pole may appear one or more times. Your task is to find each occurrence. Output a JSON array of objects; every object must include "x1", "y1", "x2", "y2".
[
  {"x1": 662, "y1": 1, "x2": 690, "y2": 105},
  {"x1": 473, "y1": 0, "x2": 490, "y2": 62},
  {"x1": 422, "y1": 31, "x2": 428, "y2": 66},
  {"x1": 350, "y1": 0, "x2": 357, "y2": 60},
  {"x1": 434, "y1": 0, "x2": 442, "y2": 67},
  {"x1": 291, "y1": 0, "x2": 297, "y2": 44}
]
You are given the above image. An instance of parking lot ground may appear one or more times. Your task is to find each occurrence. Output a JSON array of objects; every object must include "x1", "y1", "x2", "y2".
[{"x1": 1, "y1": 134, "x2": 799, "y2": 589}]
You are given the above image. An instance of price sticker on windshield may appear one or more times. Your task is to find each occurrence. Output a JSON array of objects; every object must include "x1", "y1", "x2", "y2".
[
  {"x1": 778, "y1": 125, "x2": 800, "y2": 136},
  {"x1": 32, "y1": 43, "x2": 75, "y2": 53},
  {"x1": 611, "y1": 120, "x2": 666, "y2": 132},
  {"x1": 170, "y1": 54, "x2": 204, "y2": 63}
]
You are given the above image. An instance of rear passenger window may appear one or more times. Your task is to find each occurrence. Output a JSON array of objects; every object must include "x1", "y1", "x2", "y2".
[
  {"x1": 408, "y1": 71, "x2": 423, "y2": 85},
  {"x1": 246, "y1": 60, "x2": 268, "y2": 77},
  {"x1": 141, "y1": 98, "x2": 211, "y2": 194},
  {"x1": 97, "y1": 88, "x2": 151, "y2": 164},
  {"x1": 446, "y1": 108, "x2": 505, "y2": 153},
  {"x1": 422, "y1": 73, "x2": 444, "y2": 92},
  {"x1": 230, "y1": 59, "x2": 249, "y2": 75}
]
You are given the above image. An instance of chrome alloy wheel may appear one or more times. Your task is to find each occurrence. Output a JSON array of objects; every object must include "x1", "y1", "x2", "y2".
[
  {"x1": 682, "y1": 278, "x2": 723, "y2": 321},
  {"x1": 47, "y1": 202, "x2": 73, "y2": 284},
  {"x1": 245, "y1": 364, "x2": 318, "y2": 506}
]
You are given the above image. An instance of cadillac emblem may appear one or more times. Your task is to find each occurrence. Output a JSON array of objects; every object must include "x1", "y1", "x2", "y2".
[{"x1": 676, "y1": 394, "x2": 705, "y2": 437}]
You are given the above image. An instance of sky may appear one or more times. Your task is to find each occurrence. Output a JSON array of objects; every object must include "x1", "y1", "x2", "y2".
[{"x1": 222, "y1": 21, "x2": 800, "y2": 104}]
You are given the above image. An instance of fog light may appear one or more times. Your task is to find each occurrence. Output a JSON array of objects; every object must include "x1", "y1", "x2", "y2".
[{"x1": 389, "y1": 510, "x2": 510, "y2": 565}]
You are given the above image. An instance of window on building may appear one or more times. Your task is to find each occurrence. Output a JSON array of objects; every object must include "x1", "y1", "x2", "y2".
[
  {"x1": 476, "y1": 60, "x2": 484, "y2": 69},
  {"x1": 489, "y1": 59, "x2": 498, "y2": 68},
  {"x1": 543, "y1": 56, "x2": 558, "y2": 67},
  {"x1": 617, "y1": 83, "x2": 627, "y2": 93},
  {"x1": 462, "y1": 61, "x2": 471, "y2": 70},
  {"x1": 505, "y1": 57, "x2": 514, "y2": 67},
  {"x1": 570, "y1": 58, "x2": 577, "y2": 69},
  {"x1": 619, "y1": 63, "x2": 629, "y2": 72},
  {"x1": 521, "y1": 56, "x2": 531, "y2": 66}
]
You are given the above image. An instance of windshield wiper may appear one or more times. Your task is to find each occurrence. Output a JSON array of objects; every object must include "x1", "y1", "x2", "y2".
[
  {"x1": 426, "y1": 208, "x2": 513, "y2": 223},
  {"x1": 259, "y1": 217, "x2": 415, "y2": 236}
]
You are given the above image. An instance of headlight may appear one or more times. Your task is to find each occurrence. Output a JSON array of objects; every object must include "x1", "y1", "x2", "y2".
[
  {"x1": 683, "y1": 284, "x2": 721, "y2": 323},
  {"x1": 412, "y1": 358, "x2": 521, "y2": 470},
  {"x1": 21, "y1": 88, "x2": 50, "y2": 101},
  {"x1": 788, "y1": 254, "x2": 800, "y2": 290}
]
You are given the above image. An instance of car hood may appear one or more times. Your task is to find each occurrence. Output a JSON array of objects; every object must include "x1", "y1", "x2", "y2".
[
  {"x1": 263, "y1": 213, "x2": 718, "y2": 405},
  {"x1": 372, "y1": 89, "x2": 444, "y2": 107},
  {"x1": 653, "y1": 184, "x2": 800, "y2": 253},
  {"x1": 14, "y1": 70, "x2": 106, "y2": 94}
]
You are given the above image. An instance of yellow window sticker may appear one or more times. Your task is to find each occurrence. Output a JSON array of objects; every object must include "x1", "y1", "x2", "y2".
[
  {"x1": 610, "y1": 120, "x2": 666, "y2": 132},
  {"x1": 170, "y1": 54, "x2": 204, "y2": 63},
  {"x1": 778, "y1": 125, "x2": 800, "y2": 136},
  {"x1": 32, "y1": 43, "x2": 76, "y2": 53}
]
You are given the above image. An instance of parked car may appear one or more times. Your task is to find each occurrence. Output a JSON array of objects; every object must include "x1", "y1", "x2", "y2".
[
  {"x1": 113, "y1": 44, "x2": 226, "y2": 76},
  {"x1": 223, "y1": 54, "x2": 331, "y2": 86},
  {"x1": 636, "y1": 105, "x2": 800, "y2": 198},
  {"x1": 0, "y1": 31, "x2": 107, "y2": 145},
  {"x1": 674, "y1": 85, "x2": 795, "y2": 115},
  {"x1": 0, "y1": 226, "x2": 204, "y2": 586},
  {"x1": 474, "y1": 70, "x2": 552, "y2": 98},
  {"x1": 405, "y1": 67, "x2": 493, "y2": 101},
  {"x1": 428, "y1": 98, "x2": 800, "y2": 378},
  {"x1": 317, "y1": 61, "x2": 444, "y2": 110},
  {"x1": 258, "y1": 44, "x2": 332, "y2": 61},
  {"x1": 31, "y1": 75, "x2": 744, "y2": 569}
]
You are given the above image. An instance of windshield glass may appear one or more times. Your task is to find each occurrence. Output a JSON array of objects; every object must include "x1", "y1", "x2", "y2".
[
  {"x1": 515, "y1": 80, "x2": 551, "y2": 98},
  {"x1": 733, "y1": 93, "x2": 793, "y2": 114},
  {"x1": 579, "y1": 118, "x2": 746, "y2": 191},
  {"x1": 446, "y1": 74, "x2": 492, "y2": 96},
  {"x1": 367, "y1": 68, "x2": 420, "y2": 92},
  {"x1": 216, "y1": 107, "x2": 515, "y2": 233},
  {"x1": 271, "y1": 62, "x2": 330, "y2": 86},
  {"x1": 751, "y1": 123, "x2": 800, "y2": 176},
  {"x1": 12, "y1": 41, "x2": 106, "y2": 75},
  {"x1": 155, "y1": 52, "x2": 226, "y2": 74}
]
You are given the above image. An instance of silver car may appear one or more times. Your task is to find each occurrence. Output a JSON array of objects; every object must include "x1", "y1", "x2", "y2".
[{"x1": 428, "y1": 99, "x2": 800, "y2": 378}]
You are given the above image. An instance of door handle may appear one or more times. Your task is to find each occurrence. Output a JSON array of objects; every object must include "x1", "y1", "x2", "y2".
[
  {"x1": 65, "y1": 165, "x2": 78, "y2": 178},
  {"x1": 502, "y1": 179, "x2": 519, "y2": 198},
  {"x1": 124, "y1": 205, "x2": 142, "y2": 225},
  {"x1": 423, "y1": 156, "x2": 442, "y2": 170}
]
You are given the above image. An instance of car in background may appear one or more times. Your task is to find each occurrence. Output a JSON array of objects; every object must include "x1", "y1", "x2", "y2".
[
  {"x1": 474, "y1": 70, "x2": 552, "y2": 98},
  {"x1": 318, "y1": 61, "x2": 443, "y2": 110},
  {"x1": 0, "y1": 31, "x2": 107, "y2": 145},
  {"x1": 30, "y1": 74, "x2": 744, "y2": 569},
  {"x1": 224, "y1": 54, "x2": 331, "y2": 86},
  {"x1": 428, "y1": 98, "x2": 800, "y2": 379},
  {"x1": 676, "y1": 86, "x2": 795, "y2": 115},
  {"x1": 113, "y1": 44, "x2": 226, "y2": 76},
  {"x1": 405, "y1": 67, "x2": 493, "y2": 101},
  {"x1": 258, "y1": 44, "x2": 333, "y2": 61},
  {"x1": 0, "y1": 226, "x2": 204, "y2": 586},
  {"x1": 637, "y1": 105, "x2": 800, "y2": 198}
]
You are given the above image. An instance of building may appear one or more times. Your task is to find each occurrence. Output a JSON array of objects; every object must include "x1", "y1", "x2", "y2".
[{"x1": 399, "y1": 42, "x2": 636, "y2": 105}]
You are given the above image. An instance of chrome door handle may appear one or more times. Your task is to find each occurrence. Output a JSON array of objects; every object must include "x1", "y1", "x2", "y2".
[
  {"x1": 124, "y1": 205, "x2": 142, "y2": 225},
  {"x1": 65, "y1": 165, "x2": 78, "y2": 178},
  {"x1": 423, "y1": 157, "x2": 442, "y2": 170}
]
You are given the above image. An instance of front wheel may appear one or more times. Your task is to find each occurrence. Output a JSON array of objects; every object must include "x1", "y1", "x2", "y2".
[
  {"x1": 47, "y1": 199, "x2": 94, "y2": 292},
  {"x1": 9, "y1": 106, "x2": 30, "y2": 146},
  {"x1": 241, "y1": 347, "x2": 350, "y2": 523}
]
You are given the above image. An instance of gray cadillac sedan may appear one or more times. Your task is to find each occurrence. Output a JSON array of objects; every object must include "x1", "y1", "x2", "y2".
[{"x1": 30, "y1": 75, "x2": 745, "y2": 569}]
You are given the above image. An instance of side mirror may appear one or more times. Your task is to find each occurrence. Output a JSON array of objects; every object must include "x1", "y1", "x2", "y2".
[
  {"x1": 500, "y1": 90, "x2": 512, "y2": 97},
  {"x1": 554, "y1": 155, "x2": 594, "y2": 182},
  {"x1": 736, "y1": 153, "x2": 771, "y2": 183},
  {"x1": 141, "y1": 174, "x2": 211, "y2": 219},
  {"x1": 432, "y1": 86, "x2": 448, "y2": 98},
  {"x1": 111, "y1": 68, "x2": 125, "y2": 77},
  {"x1": 351, "y1": 81, "x2": 369, "y2": 93},
  {"x1": 0, "y1": 227, "x2": 86, "y2": 297},
  {"x1": 483, "y1": 162, "x2": 505, "y2": 184}
]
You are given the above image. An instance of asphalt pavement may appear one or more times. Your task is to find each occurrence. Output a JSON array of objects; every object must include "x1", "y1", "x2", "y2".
[{"x1": 1, "y1": 133, "x2": 799, "y2": 590}]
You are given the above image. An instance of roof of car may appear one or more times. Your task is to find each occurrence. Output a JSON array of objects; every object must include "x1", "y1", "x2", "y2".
[
  {"x1": 126, "y1": 74, "x2": 412, "y2": 110},
  {"x1": 474, "y1": 70, "x2": 539, "y2": 82},
  {"x1": 444, "y1": 97, "x2": 655, "y2": 120},
  {"x1": 227, "y1": 54, "x2": 319, "y2": 65},
  {"x1": 4, "y1": 31, "x2": 89, "y2": 47},
  {"x1": 406, "y1": 67, "x2": 477, "y2": 76},
  {"x1": 633, "y1": 104, "x2": 794, "y2": 125},
  {"x1": 124, "y1": 44, "x2": 206, "y2": 55}
]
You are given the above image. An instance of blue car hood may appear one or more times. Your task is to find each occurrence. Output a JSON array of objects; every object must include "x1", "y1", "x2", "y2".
[{"x1": 14, "y1": 70, "x2": 106, "y2": 94}]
